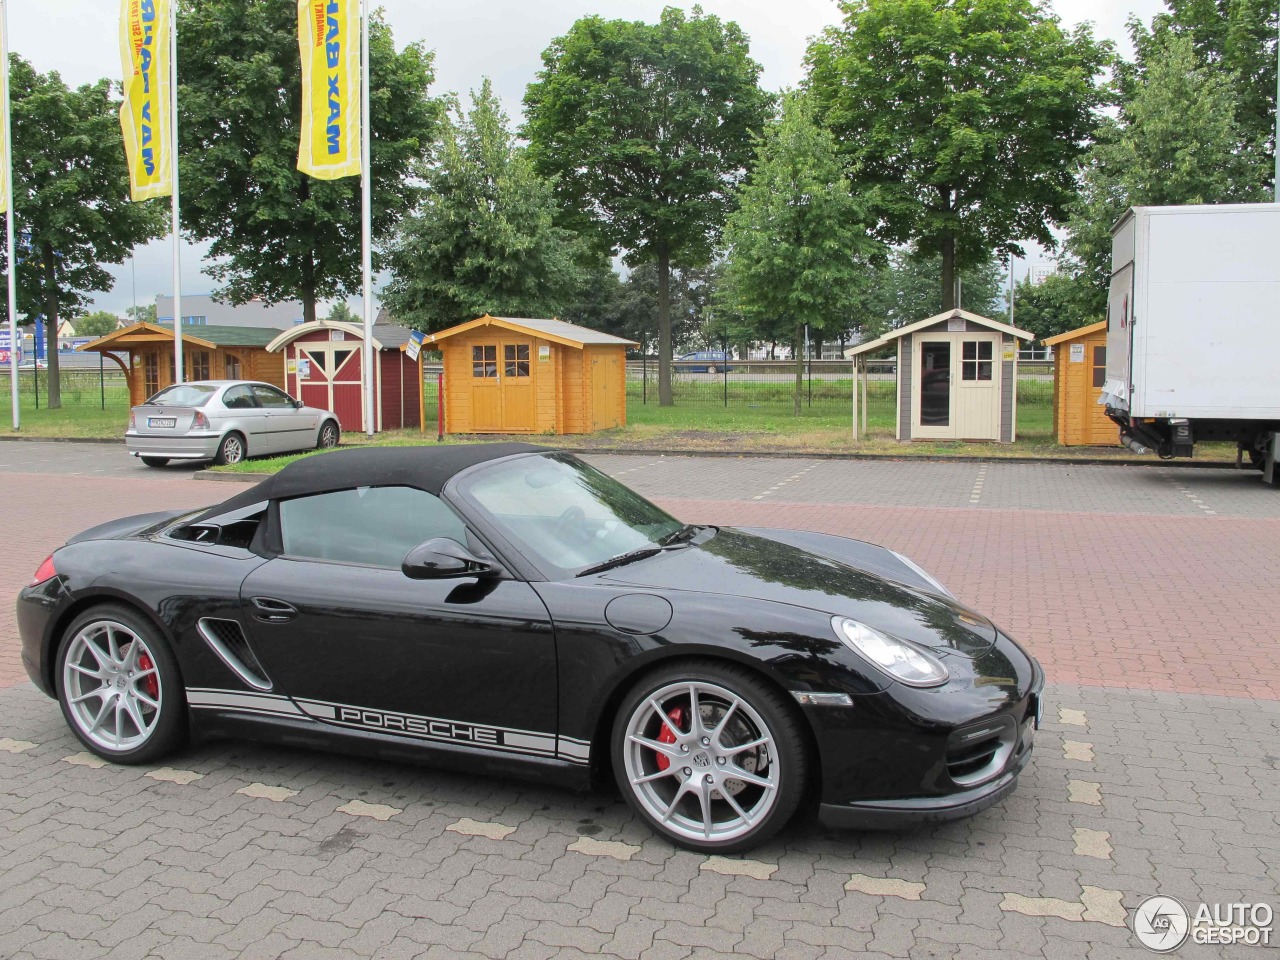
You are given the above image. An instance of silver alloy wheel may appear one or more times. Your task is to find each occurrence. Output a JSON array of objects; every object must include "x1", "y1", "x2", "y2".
[
  {"x1": 221, "y1": 435, "x2": 244, "y2": 464},
  {"x1": 622, "y1": 680, "x2": 780, "y2": 843},
  {"x1": 320, "y1": 423, "x2": 338, "y2": 448},
  {"x1": 62, "y1": 620, "x2": 163, "y2": 752}
]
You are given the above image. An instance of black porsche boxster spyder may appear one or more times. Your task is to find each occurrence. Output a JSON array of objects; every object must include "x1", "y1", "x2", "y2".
[{"x1": 17, "y1": 444, "x2": 1043, "y2": 852}]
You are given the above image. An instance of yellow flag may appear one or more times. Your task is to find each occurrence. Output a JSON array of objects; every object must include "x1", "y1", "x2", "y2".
[
  {"x1": 119, "y1": 0, "x2": 172, "y2": 201},
  {"x1": 297, "y1": 0, "x2": 361, "y2": 180}
]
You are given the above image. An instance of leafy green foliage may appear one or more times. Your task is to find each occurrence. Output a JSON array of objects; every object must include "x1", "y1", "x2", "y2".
[
  {"x1": 806, "y1": 0, "x2": 1110, "y2": 309},
  {"x1": 325, "y1": 301, "x2": 357, "y2": 324},
  {"x1": 1063, "y1": 31, "x2": 1269, "y2": 316},
  {"x1": 125, "y1": 303, "x2": 158, "y2": 325},
  {"x1": 0, "y1": 56, "x2": 167, "y2": 407},
  {"x1": 74, "y1": 311, "x2": 123, "y2": 338},
  {"x1": 721, "y1": 93, "x2": 882, "y2": 411},
  {"x1": 864, "y1": 249, "x2": 1006, "y2": 335},
  {"x1": 383, "y1": 81, "x2": 596, "y2": 332},
  {"x1": 523, "y1": 6, "x2": 772, "y2": 404},
  {"x1": 1009, "y1": 272, "x2": 1101, "y2": 342},
  {"x1": 177, "y1": 0, "x2": 443, "y2": 323}
]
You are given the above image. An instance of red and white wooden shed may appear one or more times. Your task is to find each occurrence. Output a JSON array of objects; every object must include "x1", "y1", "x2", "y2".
[{"x1": 265, "y1": 319, "x2": 419, "y2": 433}]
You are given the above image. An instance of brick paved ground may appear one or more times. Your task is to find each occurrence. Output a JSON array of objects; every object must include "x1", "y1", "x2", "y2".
[{"x1": 2, "y1": 447, "x2": 1278, "y2": 958}]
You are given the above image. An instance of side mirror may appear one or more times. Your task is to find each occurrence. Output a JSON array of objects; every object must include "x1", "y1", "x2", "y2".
[
  {"x1": 402, "y1": 538, "x2": 496, "y2": 580},
  {"x1": 293, "y1": 398, "x2": 304, "y2": 409}
]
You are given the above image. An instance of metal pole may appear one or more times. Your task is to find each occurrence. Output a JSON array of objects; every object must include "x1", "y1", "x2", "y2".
[
  {"x1": 99, "y1": 352, "x2": 104, "y2": 410},
  {"x1": 722, "y1": 338, "x2": 727, "y2": 407},
  {"x1": 1007, "y1": 255, "x2": 1015, "y2": 326},
  {"x1": 851, "y1": 354, "x2": 857, "y2": 441},
  {"x1": 2, "y1": 0, "x2": 17, "y2": 429},
  {"x1": 1275, "y1": 6, "x2": 1279, "y2": 201},
  {"x1": 642, "y1": 343, "x2": 647, "y2": 404},
  {"x1": 170, "y1": 0, "x2": 183, "y2": 384},
  {"x1": 360, "y1": 0, "x2": 374, "y2": 438}
]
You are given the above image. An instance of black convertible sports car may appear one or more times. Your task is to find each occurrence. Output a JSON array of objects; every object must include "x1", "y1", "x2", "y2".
[{"x1": 17, "y1": 444, "x2": 1043, "y2": 852}]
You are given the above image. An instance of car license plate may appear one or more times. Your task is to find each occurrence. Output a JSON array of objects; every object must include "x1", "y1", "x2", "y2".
[{"x1": 148, "y1": 417, "x2": 176, "y2": 428}]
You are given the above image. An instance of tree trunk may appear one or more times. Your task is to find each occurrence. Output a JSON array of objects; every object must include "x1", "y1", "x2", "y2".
[
  {"x1": 42, "y1": 242, "x2": 61, "y2": 409},
  {"x1": 941, "y1": 236, "x2": 956, "y2": 312},
  {"x1": 793, "y1": 320, "x2": 803, "y2": 417},
  {"x1": 656, "y1": 246, "x2": 673, "y2": 406},
  {"x1": 302, "y1": 247, "x2": 317, "y2": 325}
]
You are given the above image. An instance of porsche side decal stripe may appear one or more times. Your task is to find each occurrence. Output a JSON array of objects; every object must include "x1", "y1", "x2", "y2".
[
  {"x1": 186, "y1": 688, "x2": 591, "y2": 764},
  {"x1": 187, "y1": 688, "x2": 305, "y2": 717}
]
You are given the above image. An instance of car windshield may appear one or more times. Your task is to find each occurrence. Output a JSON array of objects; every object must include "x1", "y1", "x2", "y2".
[
  {"x1": 146, "y1": 384, "x2": 218, "y2": 407},
  {"x1": 457, "y1": 452, "x2": 684, "y2": 579}
]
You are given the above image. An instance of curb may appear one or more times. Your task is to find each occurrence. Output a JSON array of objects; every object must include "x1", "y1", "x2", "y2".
[{"x1": 0, "y1": 434, "x2": 122, "y2": 445}]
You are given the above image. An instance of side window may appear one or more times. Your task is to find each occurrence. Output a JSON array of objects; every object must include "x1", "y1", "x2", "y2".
[
  {"x1": 252, "y1": 385, "x2": 293, "y2": 408},
  {"x1": 279, "y1": 486, "x2": 469, "y2": 568},
  {"x1": 223, "y1": 385, "x2": 257, "y2": 410},
  {"x1": 472, "y1": 345, "x2": 497, "y2": 378},
  {"x1": 961, "y1": 340, "x2": 993, "y2": 381},
  {"x1": 1092, "y1": 345, "x2": 1107, "y2": 389}
]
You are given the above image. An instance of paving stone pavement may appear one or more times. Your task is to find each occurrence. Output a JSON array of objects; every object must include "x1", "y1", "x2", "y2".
[{"x1": 2, "y1": 447, "x2": 1279, "y2": 957}]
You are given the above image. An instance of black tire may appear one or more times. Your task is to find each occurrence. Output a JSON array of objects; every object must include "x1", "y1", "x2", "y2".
[
  {"x1": 706, "y1": 365, "x2": 718, "y2": 375},
  {"x1": 214, "y1": 431, "x2": 246, "y2": 466},
  {"x1": 317, "y1": 420, "x2": 340, "y2": 450},
  {"x1": 54, "y1": 604, "x2": 187, "y2": 764},
  {"x1": 140, "y1": 457, "x2": 169, "y2": 468},
  {"x1": 611, "y1": 659, "x2": 809, "y2": 853}
]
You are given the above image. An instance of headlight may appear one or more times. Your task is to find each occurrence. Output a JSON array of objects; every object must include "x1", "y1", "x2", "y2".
[{"x1": 832, "y1": 617, "x2": 950, "y2": 687}]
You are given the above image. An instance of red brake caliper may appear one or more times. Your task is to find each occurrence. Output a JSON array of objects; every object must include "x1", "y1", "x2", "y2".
[
  {"x1": 654, "y1": 707, "x2": 685, "y2": 771},
  {"x1": 137, "y1": 651, "x2": 159, "y2": 700}
]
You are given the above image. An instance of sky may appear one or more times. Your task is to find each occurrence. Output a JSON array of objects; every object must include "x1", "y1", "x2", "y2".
[{"x1": 10, "y1": 0, "x2": 1169, "y2": 317}]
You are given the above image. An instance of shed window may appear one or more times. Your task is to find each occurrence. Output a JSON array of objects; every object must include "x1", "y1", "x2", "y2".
[
  {"x1": 224, "y1": 354, "x2": 242, "y2": 380},
  {"x1": 189, "y1": 350, "x2": 211, "y2": 381},
  {"x1": 504, "y1": 344, "x2": 530, "y2": 378},
  {"x1": 961, "y1": 341, "x2": 993, "y2": 381},
  {"x1": 472, "y1": 345, "x2": 497, "y2": 378},
  {"x1": 1092, "y1": 345, "x2": 1107, "y2": 388},
  {"x1": 144, "y1": 353, "x2": 159, "y2": 396},
  {"x1": 332, "y1": 349, "x2": 354, "y2": 372}
]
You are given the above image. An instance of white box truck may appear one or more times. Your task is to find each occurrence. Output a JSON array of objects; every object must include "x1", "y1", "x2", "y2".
[{"x1": 1101, "y1": 203, "x2": 1280, "y2": 480}]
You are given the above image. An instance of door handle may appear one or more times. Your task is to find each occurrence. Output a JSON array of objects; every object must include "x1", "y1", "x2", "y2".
[{"x1": 250, "y1": 597, "x2": 297, "y2": 623}]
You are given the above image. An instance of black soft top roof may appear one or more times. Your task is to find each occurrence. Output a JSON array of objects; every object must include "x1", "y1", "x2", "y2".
[{"x1": 196, "y1": 443, "x2": 549, "y2": 520}]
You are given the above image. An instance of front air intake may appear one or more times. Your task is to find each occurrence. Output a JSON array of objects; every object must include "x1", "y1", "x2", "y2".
[
  {"x1": 197, "y1": 618, "x2": 273, "y2": 691},
  {"x1": 946, "y1": 716, "x2": 1016, "y2": 787}
]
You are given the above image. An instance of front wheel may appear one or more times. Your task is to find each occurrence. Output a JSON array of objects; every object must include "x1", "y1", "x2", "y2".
[
  {"x1": 214, "y1": 432, "x2": 246, "y2": 466},
  {"x1": 317, "y1": 420, "x2": 340, "y2": 450},
  {"x1": 706, "y1": 365, "x2": 718, "y2": 375},
  {"x1": 612, "y1": 660, "x2": 809, "y2": 852},
  {"x1": 55, "y1": 605, "x2": 187, "y2": 763}
]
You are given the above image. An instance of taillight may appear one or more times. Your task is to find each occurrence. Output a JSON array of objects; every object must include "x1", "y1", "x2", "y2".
[
  {"x1": 192, "y1": 411, "x2": 210, "y2": 429},
  {"x1": 129, "y1": 411, "x2": 136, "y2": 429},
  {"x1": 29, "y1": 555, "x2": 56, "y2": 587}
]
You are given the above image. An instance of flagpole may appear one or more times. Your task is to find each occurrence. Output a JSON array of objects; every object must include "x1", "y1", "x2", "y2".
[
  {"x1": 360, "y1": 0, "x2": 373, "y2": 437},
  {"x1": 170, "y1": 0, "x2": 183, "y2": 384},
  {"x1": 1, "y1": 0, "x2": 17, "y2": 430}
]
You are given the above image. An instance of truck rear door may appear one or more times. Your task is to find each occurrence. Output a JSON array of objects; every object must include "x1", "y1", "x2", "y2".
[{"x1": 1102, "y1": 211, "x2": 1137, "y2": 411}]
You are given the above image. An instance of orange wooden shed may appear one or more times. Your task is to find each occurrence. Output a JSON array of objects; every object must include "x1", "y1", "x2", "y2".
[
  {"x1": 1044, "y1": 321, "x2": 1119, "y2": 446},
  {"x1": 424, "y1": 315, "x2": 636, "y2": 434}
]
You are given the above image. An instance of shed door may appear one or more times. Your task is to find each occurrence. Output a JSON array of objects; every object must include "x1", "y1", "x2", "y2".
[
  {"x1": 1086, "y1": 341, "x2": 1119, "y2": 445},
  {"x1": 913, "y1": 338, "x2": 955, "y2": 439},
  {"x1": 954, "y1": 335, "x2": 1000, "y2": 440},
  {"x1": 591, "y1": 351, "x2": 619, "y2": 430},
  {"x1": 470, "y1": 343, "x2": 502, "y2": 431},
  {"x1": 501, "y1": 342, "x2": 535, "y2": 432}
]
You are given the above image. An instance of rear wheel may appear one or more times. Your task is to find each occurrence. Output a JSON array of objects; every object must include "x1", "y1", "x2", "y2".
[
  {"x1": 317, "y1": 420, "x2": 340, "y2": 450},
  {"x1": 706, "y1": 365, "x2": 719, "y2": 375},
  {"x1": 612, "y1": 660, "x2": 808, "y2": 852},
  {"x1": 214, "y1": 432, "x2": 246, "y2": 466},
  {"x1": 140, "y1": 457, "x2": 169, "y2": 468},
  {"x1": 55, "y1": 605, "x2": 186, "y2": 763}
]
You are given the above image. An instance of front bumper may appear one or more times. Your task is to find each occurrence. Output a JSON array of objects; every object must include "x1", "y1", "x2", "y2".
[
  {"x1": 125, "y1": 432, "x2": 220, "y2": 460},
  {"x1": 818, "y1": 733, "x2": 1033, "y2": 829}
]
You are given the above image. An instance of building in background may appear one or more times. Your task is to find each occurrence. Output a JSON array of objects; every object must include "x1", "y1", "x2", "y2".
[{"x1": 156, "y1": 294, "x2": 306, "y2": 329}]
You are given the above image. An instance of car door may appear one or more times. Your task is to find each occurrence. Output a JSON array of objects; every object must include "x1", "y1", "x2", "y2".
[
  {"x1": 219, "y1": 384, "x2": 271, "y2": 454},
  {"x1": 238, "y1": 485, "x2": 560, "y2": 759},
  {"x1": 251, "y1": 384, "x2": 315, "y2": 454}
]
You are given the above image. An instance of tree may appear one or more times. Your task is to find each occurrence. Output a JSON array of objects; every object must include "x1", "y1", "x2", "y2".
[
  {"x1": 177, "y1": 0, "x2": 443, "y2": 324},
  {"x1": 1063, "y1": 31, "x2": 1268, "y2": 317},
  {"x1": 1009, "y1": 271, "x2": 1101, "y2": 342},
  {"x1": 75, "y1": 311, "x2": 123, "y2": 338},
  {"x1": 721, "y1": 93, "x2": 882, "y2": 413},
  {"x1": 383, "y1": 81, "x2": 595, "y2": 331},
  {"x1": 806, "y1": 0, "x2": 1110, "y2": 311},
  {"x1": 0, "y1": 57, "x2": 167, "y2": 407},
  {"x1": 325, "y1": 301, "x2": 357, "y2": 324},
  {"x1": 125, "y1": 303, "x2": 157, "y2": 325},
  {"x1": 1131, "y1": 0, "x2": 1277, "y2": 180},
  {"x1": 866, "y1": 249, "x2": 1005, "y2": 334},
  {"x1": 524, "y1": 6, "x2": 772, "y2": 405}
]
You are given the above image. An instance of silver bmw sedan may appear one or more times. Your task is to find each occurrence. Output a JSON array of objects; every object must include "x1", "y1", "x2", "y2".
[{"x1": 126, "y1": 380, "x2": 340, "y2": 467}]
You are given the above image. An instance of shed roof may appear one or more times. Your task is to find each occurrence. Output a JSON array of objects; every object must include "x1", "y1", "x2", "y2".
[
  {"x1": 1042, "y1": 321, "x2": 1107, "y2": 346},
  {"x1": 425, "y1": 315, "x2": 638, "y2": 350},
  {"x1": 847, "y1": 309, "x2": 1034, "y2": 358},
  {"x1": 264, "y1": 319, "x2": 414, "y2": 353},
  {"x1": 78, "y1": 321, "x2": 284, "y2": 352}
]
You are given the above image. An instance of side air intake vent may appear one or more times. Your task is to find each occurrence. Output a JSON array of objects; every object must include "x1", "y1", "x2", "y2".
[{"x1": 197, "y1": 618, "x2": 273, "y2": 691}]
